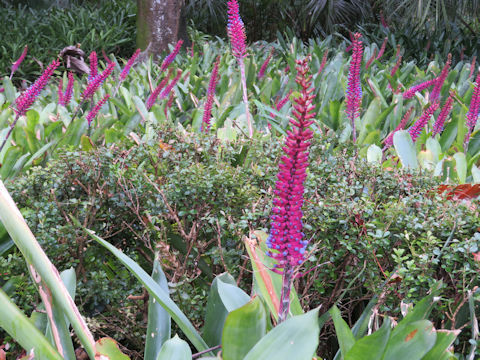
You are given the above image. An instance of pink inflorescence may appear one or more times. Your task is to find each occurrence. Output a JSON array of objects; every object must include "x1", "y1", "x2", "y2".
[
  {"x1": 202, "y1": 56, "x2": 221, "y2": 132},
  {"x1": 266, "y1": 57, "x2": 316, "y2": 272},
  {"x1": 146, "y1": 75, "x2": 170, "y2": 110},
  {"x1": 86, "y1": 94, "x2": 110, "y2": 126},
  {"x1": 63, "y1": 72, "x2": 75, "y2": 106},
  {"x1": 11, "y1": 45, "x2": 28, "y2": 78},
  {"x1": 430, "y1": 53, "x2": 451, "y2": 102},
  {"x1": 227, "y1": 0, "x2": 246, "y2": 59},
  {"x1": 318, "y1": 49, "x2": 328, "y2": 75},
  {"x1": 258, "y1": 48, "x2": 274, "y2": 79},
  {"x1": 119, "y1": 48, "x2": 141, "y2": 81},
  {"x1": 160, "y1": 69, "x2": 182, "y2": 100},
  {"x1": 409, "y1": 102, "x2": 439, "y2": 142},
  {"x1": 402, "y1": 78, "x2": 437, "y2": 99},
  {"x1": 15, "y1": 59, "x2": 60, "y2": 116},
  {"x1": 160, "y1": 40, "x2": 183, "y2": 72},
  {"x1": 383, "y1": 107, "x2": 414, "y2": 149},
  {"x1": 81, "y1": 62, "x2": 115, "y2": 102},
  {"x1": 345, "y1": 33, "x2": 363, "y2": 140},
  {"x1": 465, "y1": 71, "x2": 480, "y2": 147},
  {"x1": 89, "y1": 51, "x2": 98, "y2": 81},
  {"x1": 376, "y1": 37, "x2": 388, "y2": 60},
  {"x1": 432, "y1": 92, "x2": 454, "y2": 136}
]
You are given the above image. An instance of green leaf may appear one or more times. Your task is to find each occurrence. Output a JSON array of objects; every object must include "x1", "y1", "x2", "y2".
[
  {"x1": 330, "y1": 305, "x2": 356, "y2": 358},
  {"x1": 217, "y1": 278, "x2": 250, "y2": 312},
  {"x1": 393, "y1": 130, "x2": 418, "y2": 169},
  {"x1": 367, "y1": 144, "x2": 382, "y2": 164},
  {"x1": 222, "y1": 296, "x2": 267, "y2": 360},
  {"x1": 80, "y1": 225, "x2": 210, "y2": 353},
  {"x1": 422, "y1": 329, "x2": 460, "y2": 360},
  {"x1": 243, "y1": 308, "x2": 320, "y2": 360},
  {"x1": 95, "y1": 337, "x2": 130, "y2": 360},
  {"x1": 144, "y1": 258, "x2": 171, "y2": 360},
  {"x1": 0, "y1": 289, "x2": 63, "y2": 360},
  {"x1": 472, "y1": 164, "x2": 480, "y2": 183},
  {"x1": 381, "y1": 320, "x2": 436, "y2": 360},
  {"x1": 156, "y1": 335, "x2": 192, "y2": 360},
  {"x1": 345, "y1": 318, "x2": 391, "y2": 360},
  {"x1": 453, "y1": 152, "x2": 467, "y2": 184}
]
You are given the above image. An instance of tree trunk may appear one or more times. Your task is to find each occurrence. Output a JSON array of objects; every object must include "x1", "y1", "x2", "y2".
[{"x1": 136, "y1": 0, "x2": 186, "y2": 58}]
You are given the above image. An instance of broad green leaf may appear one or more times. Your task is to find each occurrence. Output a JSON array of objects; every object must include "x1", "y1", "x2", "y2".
[
  {"x1": 203, "y1": 273, "x2": 240, "y2": 348},
  {"x1": 144, "y1": 258, "x2": 171, "y2": 360},
  {"x1": 222, "y1": 296, "x2": 267, "y2": 360},
  {"x1": 2, "y1": 77, "x2": 15, "y2": 103},
  {"x1": 453, "y1": 152, "x2": 467, "y2": 184},
  {"x1": 357, "y1": 98, "x2": 381, "y2": 144},
  {"x1": 81, "y1": 226, "x2": 210, "y2": 353},
  {"x1": 345, "y1": 318, "x2": 391, "y2": 360},
  {"x1": 330, "y1": 306, "x2": 356, "y2": 358},
  {"x1": 0, "y1": 182, "x2": 96, "y2": 358},
  {"x1": 426, "y1": 138, "x2": 441, "y2": 163},
  {"x1": 472, "y1": 164, "x2": 480, "y2": 183},
  {"x1": 95, "y1": 337, "x2": 130, "y2": 360},
  {"x1": 217, "y1": 279, "x2": 250, "y2": 312},
  {"x1": 156, "y1": 335, "x2": 191, "y2": 360},
  {"x1": 244, "y1": 308, "x2": 320, "y2": 360},
  {"x1": 393, "y1": 130, "x2": 418, "y2": 169},
  {"x1": 367, "y1": 144, "x2": 382, "y2": 164},
  {"x1": 381, "y1": 320, "x2": 436, "y2": 360},
  {"x1": 133, "y1": 95, "x2": 149, "y2": 120},
  {"x1": 0, "y1": 289, "x2": 63, "y2": 360},
  {"x1": 422, "y1": 329, "x2": 460, "y2": 360}
]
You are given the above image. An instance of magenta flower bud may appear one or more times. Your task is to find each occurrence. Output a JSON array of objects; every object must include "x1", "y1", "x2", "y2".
[
  {"x1": 383, "y1": 107, "x2": 414, "y2": 149},
  {"x1": 119, "y1": 48, "x2": 141, "y2": 81},
  {"x1": 376, "y1": 37, "x2": 388, "y2": 60},
  {"x1": 10, "y1": 45, "x2": 28, "y2": 79},
  {"x1": 160, "y1": 40, "x2": 183, "y2": 72},
  {"x1": 430, "y1": 53, "x2": 451, "y2": 102},
  {"x1": 102, "y1": 49, "x2": 113, "y2": 65},
  {"x1": 318, "y1": 49, "x2": 328, "y2": 75},
  {"x1": 402, "y1": 78, "x2": 437, "y2": 99},
  {"x1": 345, "y1": 32, "x2": 363, "y2": 141},
  {"x1": 160, "y1": 69, "x2": 182, "y2": 100},
  {"x1": 86, "y1": 94, "x2": 110, "y2": 126},
  {"x1": 89, "y1": 51, "x2": 98, "y2": 80},
  {"x1": 63, "y1": 72, "x2": 75, "y2": 106},
  {"x1": 432, "y1": 92, "x2": 454, "y2": 136},
  {"x1": 365, "y1": 48, "x2": 377, "y2": 70},
  {"x1": 258, "y1": 48, "x2": 274, "y2": 79},
  {"x1": 15, "y1": 59, "x2": 59, "y2": 116},
  {"x1": 464, "y1": 71, "x2": 480, "y2": 149},
  {"x1": 146, "y1": 75, "x2": 170, "y2": 110},
  {"x1": 202, "y1": 56, "x2": 220, "y2": 132},
  {"x1": 227, "y1": 0, "x2": 247, "y2": 59},
  {"x1": 81, "y1": 62, "x2": 115, "y2": 102},
  {"x1": 409, "y1": 102, "x2": 439, "y2": 142},
  {"x1": 469, "y1": 56, "x2": 476, "y2": 79}
]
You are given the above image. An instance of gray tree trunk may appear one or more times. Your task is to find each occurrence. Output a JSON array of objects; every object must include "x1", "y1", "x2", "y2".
[{"x1": 136, "y1": 0, "x2": 187, "y2": 58}]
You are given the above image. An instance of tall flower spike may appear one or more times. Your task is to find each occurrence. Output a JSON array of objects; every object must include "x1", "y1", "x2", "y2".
[
  {"x1": 146, "y1": 72, "x2": 171, "y2": 110},
  {"x1": 202, "y1": 56, "x2": 221, "y2": 132},
  {"x1": 267, "y1": 57, "x2": 315, "y2": 323},
  {"x1": 408, "y1": 102, "x2": 439, "y2": 142},
  {"x1": 119, "y1": 48, "x2": 141, "y2": 81},
  {"x1": 345, "y1": 32, "x2": 363, "y2": 142},
  {"x1": 268, "y1": 89, "x2": 293, "y2": 128},
  {"x1": 376, "y1": 37, "x2": 387, "y2": 60},
  {"x1": 160, "y1": 40, "x2": 183, "y2": 72},
  {"x1": 383, "y1": 107, "x2": 414, "y2": 149},
  {"x1": 402, "y1": 78, "x2": 437, "y2": 99},
  {"x1": 63, "y1": 72, "x2": 75, "y2": 106},
  {"x1": 86, "y1": 94, "x2": 110, "y2": 126},
  {"x1": 89, "y1": 51, "x2": 98, "y2": 81},
  {"x1": 365, "y1": 49, "x2": 377, "y2": 70},
  {"x1": 318, "y1": 49, "x2": 328, "y2": 75},
  {"x1": 227, "y1": 0, "x2": 246, "y2": 59},
  {"x1": 469, "y1": 56, "x2": 476, "y2": 79},
  {"x1": 464, "y1": 71, "x2": 480, "y2": 150},
  {"x1": 430, "y1": 53, "x2": 451, "y2": 102},
  {"x1": 258, "y1": 47, "x2": 274, "y2": 79},
  {"x1": 15, "y1": 59, "x2": 60, "y2": 116},
  {"x1": 10, "y1": 45, "x2": 28, "y2": 79},
  {"x1": 80, "y1": 62, "x2": 115, "y2": 102},
  {"x1": 432, "y1": 92, "x2": 454, "y2": 136},
  {"x1": 160, "y1": 69, "x2": 182, "y2": 100}
]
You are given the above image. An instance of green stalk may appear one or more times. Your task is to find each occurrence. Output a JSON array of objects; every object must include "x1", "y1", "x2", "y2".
[
  {"x1": 0, "y1": 181, "x2": 96, "y2": 359},
  {"x1": 238, "y1": 57, "x2": 253, "y2": 138}
]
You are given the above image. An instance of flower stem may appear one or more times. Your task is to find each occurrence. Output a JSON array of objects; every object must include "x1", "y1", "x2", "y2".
[
  {"x1": 278, "y1": 264, "x2": 294, "y2": 323},
  {"x1": 0, "y1": 113, "x2": 20, "y2": 154},
  {"x1": 238, "y1": 58, "x2": 253, "y2": 138}
]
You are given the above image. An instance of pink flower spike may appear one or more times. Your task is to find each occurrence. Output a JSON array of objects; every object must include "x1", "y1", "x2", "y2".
[
  {"x1": 81, "y1": 62, "x2": 115, "y2": 102},
  {"x1": 365, "y1": 48, "x2": 377, "y2": 70},
  {"x1": 160, "y1": 40, "x2": 183, "y2": 72},
  {"x1": 432, "y1": 92, "x2": 454, "y2": 136},
  {"x1": 15, "y1": 59, "x2": 60, "y2": 116},
  {"x1": 318, "y1": 49, "x2": 328, "y2": 75},
  {"x1": 10, "y1": 45, "x2": 28, "y2": 79},
  {"x1": 376, "y1": 37, "x2": 388, "y2": 60},
  {"x1": 63, "y1": 72, "x2": 75, "y2": 106},
  {"x1": 202, "y1": 56, "x2": 221, "y2": 132},
  {"x1": 89, "y1": 51, "x2": 98, "y2": 80},
  {"x1": 430, "y1": 53, "x2": 451, "y2": 102},
  {"x1": 86, "y1": 94, "x2": 110, "y2": 126},
  {"x1": 409, "y1": 102, "x2": 439, "y2": 142},
  {"x1": 119, "y1": 48, "x2": 141, "y2": 81},
  {"x1": 102, "y1": 49, "x2": 113, "y2": 65},
  {"x1": 258, "y1": 48, "x2": 274, "y2": 79},
  {"x1": 380, "y1": 11, "x2": 389, "y2": 28},
  {"x1": 227, "y1": 0, "x2": 247, "y2": 59},
  {"x1": 402, "y1": 78, "x2": 437, "y2": 99},
  {"x1": 345, "y1": 32, "x2": 363, "y2": 142},
  {"x1": 160, "y1": 69, "x2": 182, "y2": 100},
  {"x1": 383, "y1": 107, "x2": 414, "y2": 149},
  {"x1": 464, "y1": 71, "x2": 480, "y2": 149},
  {"x1": 469, "y1": 56, "x2": 476, "y2": 79},
  {"x1": 146, "y1": 75, "x2": 170, "y2": 110}
]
